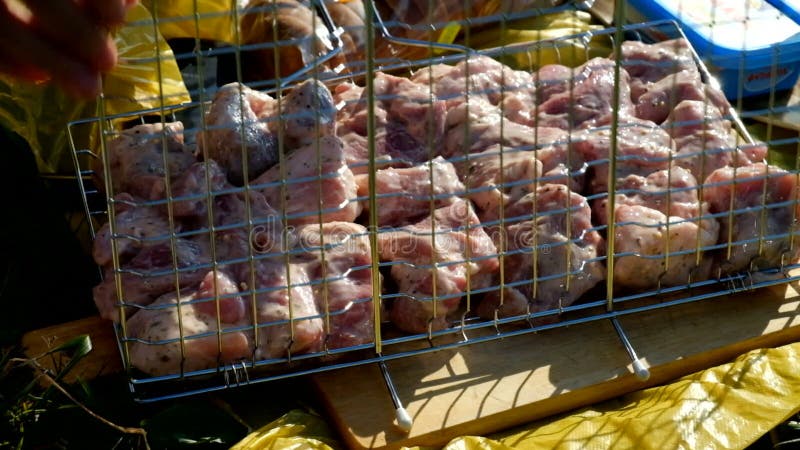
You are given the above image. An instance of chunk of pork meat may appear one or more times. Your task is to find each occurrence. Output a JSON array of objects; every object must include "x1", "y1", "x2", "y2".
[
  {"x1": 635, "y1": 70, "x2": 730, "y2": 124},
  {"x1": 705, "y1": 163, "x2": 800, "y2": 274},
  {"x1": 619, "y1": 38, "x2": 697, "y2": 101},
  {"x1": 355, "y1": 156, "x2": 465, "y2": 227},
  {"x1": 126, "y1": 271, "x2": 251, "y2": 376},
  {"x1": 338, "y1": 125, "x2": 431, "y2": 173},
  {"x1": 199, "y1": 83, "x2": 278, "y2": 185},
  {"x1": 254, "y1": 136, "x2": 361, "y2": 225},
  {"x1": 537, "y1": 57, "x2": 635, "y2": 130},
  {"x1": 429, "y1": 56, "x2": 537, "y2": 108},
  {"x1": 93, "y1": 238, "x2": 212, "y2": 322},
  {"x1": 610, "y1": 203, "x2": 719, "y2": 290},
  {"x1": 663, "y1": 100, "x2": 767, "y2": 181},
  {"x1": 95, "y1": 122, "x2": 195, "y2": 200},
  {"x1": 534, "y1": 64, "x2": 573, "y2": 103},
  {"x1": 594, "y1": 166, "x2": 705, "y2": 222},
  {"x1": 456, "y1": 146, "x2": 542, "y2": 223},
  {"x1": 377, "y1": 199, "x2": 499, "y2": 333},
  {"x1": 252, "y1": 260, "x2": 325, "y2": 359},
  {"x1": 295, "y1": 222, "x2": 375, "y2": 349},
  {"x1": 93, "y1": 195, "x2": 171, "y2": 267},
  {"x1": 170, "y1": 160, "x2": 229, "y2": 218},
  {"x1": 477, "y1": 184, "x2": 605, "y2": 320},
  {"x1": 378, "y1": 73, "x2": 447, "y2": 146},
  {"x1": 282, "y1": 79, "x2": 337, "y2": 147},
  {"x1": 335, "y1": 76, "x2": 442, "y2": 164},
  {"x1": 573, "y1": 121, "x2": 673, "y2": 193},
  {"x1": 340, "y1": 73, "x2": 446, "y2": 152},
  {"x1": 442, "y1": 98, "x2": 563, "y2": 157}
]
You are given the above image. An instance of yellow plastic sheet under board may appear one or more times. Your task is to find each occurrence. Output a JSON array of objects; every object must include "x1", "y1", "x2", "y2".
[{"x1": 232, "y1": 341, "x2": 800, "y2": 449}]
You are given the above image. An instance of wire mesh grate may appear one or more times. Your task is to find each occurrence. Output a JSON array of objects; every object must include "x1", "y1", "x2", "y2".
[{"x1": 68, "y1": 1, "x2": 800, "y2": 406}]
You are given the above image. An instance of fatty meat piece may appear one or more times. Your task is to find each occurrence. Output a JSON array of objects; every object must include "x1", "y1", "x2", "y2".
[
  {"x1": 573, "y1": 121, "x2": 673, "y2": 194},
  {"x1": 635, "y1": 70, "x2": 730, "y2": 124},
  {"x1": 199, "y1": 83, "x2": 278, "y2": 185},
  {"x1": 126, "y1": 270, "x2": 251, "y2": 376},
  {"x1": 428, "y1": 55, "x2": 537, "y2": 109},
  {"x1": 92, "y1": 238, "x2": 212, "y2": 322},
  {"x1": 455, "y1": 145, "x2": 542, "y2": 223},
  {"x1": 610, "y1": 204, "x2": 718, "y2": 289},
  {"x1": 295, "y1": 222, "x2": 376, "y2": 349},
  {"x1": 663, "y1": 100, "x2": 767, "y2": 181},
  {"x1": 254, "y1": 135, "x2": 361, "y2": 225},
  {"x1": 96, "y1": 122, "x2": 195, "y2": 200},
  {"x1": 705, "y1": 163, "x2": 800, "y2": 274},
  {"x1": 477, "y1": 184, "x2": 605, "y2": 320},
  {"x1": 619, "y1": 38, "x2": 697, "y2": 101},
  {"x1": 281, "y1": 79, "x2": 337, "y2": 148},
  {"x1": 355, "y1": 156, "x2": 465, "y2": 227},
  {"x1": 377, "y1": 199, "x2": 499, "y2": 333},
  {"x1": 92, "y1": 194, "x2": 171, "y2": 267},
  {"x1": 252, "y1": 260, "x2": 325, "y2": 359},
  {"x1": 537, "y1": 57, "x2": 635, "y2": 130}
]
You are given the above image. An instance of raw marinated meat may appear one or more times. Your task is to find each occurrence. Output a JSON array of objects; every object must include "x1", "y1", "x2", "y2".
[
  {"x1": 477, "y1": 184, "x2": 605, "y2": 320},
  {"x1": 93, "y1": 238, "x2": 212, "y2": 322},
  {"x1": 456, "y1": 145, "x2": 542, "y2": 222},
  {"x1": 252, "y1": 260, "x2": 325, "y2": 359},
  {"x1": 355, "y1": 156, "x2": 464, "y2": 227},
  {"x1": 705, "y1": 163, "x2": 800, "y2": 274},
  {"x1": 254, "y1": 135, "x2": 361, "y2": 225},
  {"x1": 199, "y1": 83, "x2": 278, "y2": 185},
  {"x1": 95, "y1": 122, "x2": 195, "y2": 200},
  {"x1": 537, "y1": 57, "x2": 635, "y2": 130},
  {"x1": 295, "y1": 222, "x2": 375, "y2": 349},
  {"x1": 619, "y1": 38, "x2": 696, "y2": 101},
  {"x1": 595, "y1": 166, "x2": 705, "y2": 222},
  {"x1": 282, "y1": 79, "x2": 337, "y2": 148},
  {"x1": 377, "y1": 199, "x2": 499, "y2": 333},
  {"x1": 663, "y1": 100, "x2": 766, "y2": 181},
  {"x1": 126, "y1": 270, "x2": 251, "y2": 376},
  {"x1": 534, "y1": 64, "x2": 573, "y2": 104},
  {"x1": 442, "y1": 98, "x2": 557, "y2": 157},
  {"x1": 338, "y1": 131, "x2": 396, "y2": 174},
  {"x1": 609, "y1": 203, "x2": 719, "y2": 289},
  {"x1": 93, "y1": 194, "x2": 171, "y2": 267},
  {"x1": 535, "y1": 141, "x2": 586, "y2": 191},
  {"x1": 634, "y1": 70, "x2": 730, "y2": 124},
  {"x1": 430, "y1": 55, "x2": 536, "y2": 108},
  {"x1": 573, "y1": 121, "x2": 673, "y2": 193},
  {"x1": 339, "y1": 72, "x2": 447, "y2": 159},
  {"x1": 170, "y1": 160, "x2": 229, "y2": 218}
]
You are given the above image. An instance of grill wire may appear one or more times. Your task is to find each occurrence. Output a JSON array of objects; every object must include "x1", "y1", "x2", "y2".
[{"x1": 68, "y1": 1, "x2": 800, "y2": 406}]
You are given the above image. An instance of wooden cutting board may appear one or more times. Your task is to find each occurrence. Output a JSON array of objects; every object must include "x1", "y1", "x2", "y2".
[
  {"x1": 22, "y1": 278, "x2": 800, "y2": 449},
  {"x1": 312, "y1": 280, "x2": 800, "y2": 449}
]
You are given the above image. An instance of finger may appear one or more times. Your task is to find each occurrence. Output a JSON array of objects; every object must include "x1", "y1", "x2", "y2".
[
  {"x1": 0, "y1": 9, "x2": 101, "y2": 97},
  {"x1": 23, "y1": 0, "x2": 118, "y2": 72}
]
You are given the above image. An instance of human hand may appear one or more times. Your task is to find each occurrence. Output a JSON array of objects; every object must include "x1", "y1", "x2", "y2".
[{"x1": 0, "y1": 0, "x2": 138, "y2": 98}]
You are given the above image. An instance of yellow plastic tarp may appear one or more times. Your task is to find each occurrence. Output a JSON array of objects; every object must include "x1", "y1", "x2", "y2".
[
  {"x1": 232, "y1": 342, "x2": 800, "y2": 449},
  {"x1": 140, "y1": 0, "x2": 247, "y2": 44},
  {"x1": 102, "y1": 3, "x2": 192, "y2": 117}
]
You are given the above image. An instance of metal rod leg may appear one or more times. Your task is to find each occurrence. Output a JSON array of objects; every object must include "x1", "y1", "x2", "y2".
[
  {"x1": 379, "y1": 358, "x2": 413, "y2": 432},
  {"x1": 611, "y1": 317, "x2": 650, "y2": 381}
]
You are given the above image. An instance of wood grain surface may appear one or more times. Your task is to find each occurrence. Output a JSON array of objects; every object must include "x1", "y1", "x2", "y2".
[{"x1": 21, "y1": 280, "x2": 800, "y2": 449}]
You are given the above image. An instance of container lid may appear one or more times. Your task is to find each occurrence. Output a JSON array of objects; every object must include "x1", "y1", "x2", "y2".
[{"x1": 633, "y1": 0, "x2": 800, "y2": 68}]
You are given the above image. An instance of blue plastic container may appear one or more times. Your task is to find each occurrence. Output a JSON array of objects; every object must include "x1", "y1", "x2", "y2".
[
  {"x1": 626, "y1": 0, "x2": 800, "y2": 99},
  {"x1": 769, "y1": 0, "x2": 800, "y2": 25}
]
